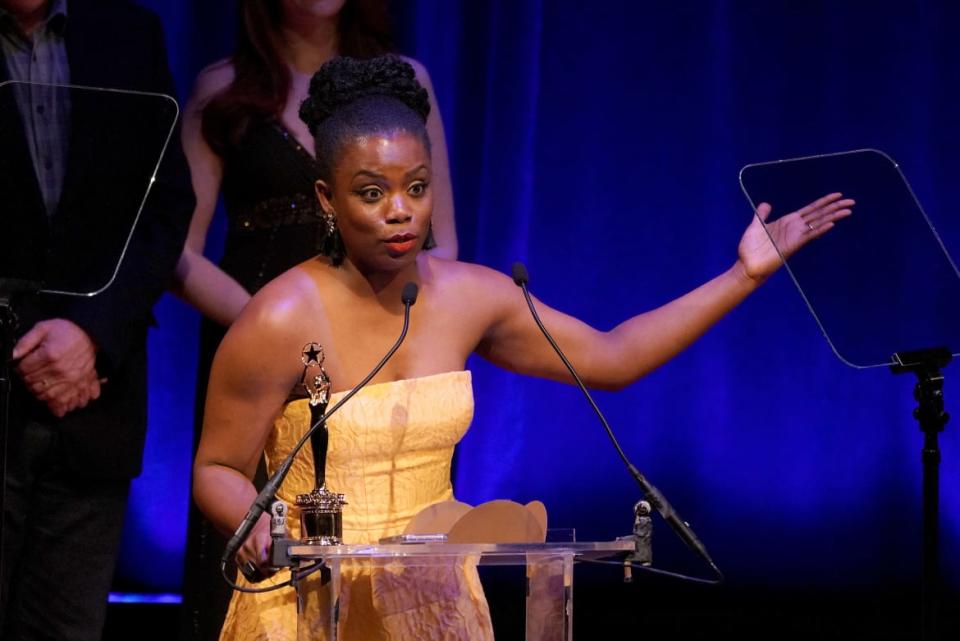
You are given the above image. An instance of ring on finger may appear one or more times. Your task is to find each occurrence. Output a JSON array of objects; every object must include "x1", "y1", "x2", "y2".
[
  {"x1": 806, "y1": 222, "x2": 815, "y2": 232},
  {"x1": 239, "y1": 559, "x2": 263, "y2": 582}
]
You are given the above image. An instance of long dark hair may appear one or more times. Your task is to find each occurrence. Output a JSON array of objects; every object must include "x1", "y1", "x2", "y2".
[{"x1": 202, "y1": 0, "x2": 394, "y2": 154}]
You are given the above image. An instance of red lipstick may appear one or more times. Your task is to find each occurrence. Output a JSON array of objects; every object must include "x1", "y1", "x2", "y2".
[{"x1": 384, "y1": 232, "x2": 417, "y2": 256}]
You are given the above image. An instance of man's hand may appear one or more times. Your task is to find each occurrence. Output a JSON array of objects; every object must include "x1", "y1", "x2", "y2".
[{"x1": 12, "y1": 319, "x2": 104, "y2": 418}]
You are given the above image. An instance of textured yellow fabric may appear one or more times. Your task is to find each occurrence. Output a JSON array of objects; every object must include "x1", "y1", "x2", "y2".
[{"x1": 220, "y1": 370, "x2": 494, "y2": 641}]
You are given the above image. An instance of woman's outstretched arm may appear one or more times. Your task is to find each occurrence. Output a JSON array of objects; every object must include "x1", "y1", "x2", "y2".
[{"x1": 476, "y1": 194, "x2": 853, "y2": 389}]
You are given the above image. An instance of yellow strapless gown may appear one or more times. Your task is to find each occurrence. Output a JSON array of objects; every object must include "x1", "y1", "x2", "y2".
[{"x1": 219, "y1": 370, "x2": 494, "y2": 641}]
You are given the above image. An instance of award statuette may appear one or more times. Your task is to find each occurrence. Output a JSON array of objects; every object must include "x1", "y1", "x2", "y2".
[{"x1": 296, "y1": 342, "x2": 347, "y2": 545}]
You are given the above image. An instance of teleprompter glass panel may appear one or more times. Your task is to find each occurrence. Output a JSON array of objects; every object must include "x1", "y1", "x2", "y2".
[
  {"x1": 0, "y1": 81, "x2": 179, "y2": 297},
  {"x1": 740, "y1": 149, "x2": 960, "y2": 369}
]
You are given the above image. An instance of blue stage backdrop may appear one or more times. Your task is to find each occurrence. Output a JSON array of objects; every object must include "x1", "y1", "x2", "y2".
[{"x1": 120, "y1": 0, "x2": 960, "y2": 599}]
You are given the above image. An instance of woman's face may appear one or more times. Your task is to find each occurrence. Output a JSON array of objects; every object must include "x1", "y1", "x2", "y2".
[{"x1": 316, "y1": 131, "x2": 433, "y2": 273}]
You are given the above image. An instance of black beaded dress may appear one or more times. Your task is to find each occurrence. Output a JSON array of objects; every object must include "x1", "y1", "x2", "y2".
[{"x1": 180, "y1": 119, "x2": 325, "y2": 641}]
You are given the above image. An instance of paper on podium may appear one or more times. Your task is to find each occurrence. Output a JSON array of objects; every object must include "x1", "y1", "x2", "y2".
[{"x1": 402, "y1": 499, "x2": 548, "y2": 543}]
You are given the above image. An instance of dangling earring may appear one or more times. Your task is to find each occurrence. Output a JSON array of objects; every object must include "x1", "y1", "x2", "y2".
[
  {"x1": 317, "y1": 208, "x2": 347, "y2": 266},
  {"x1": 423, "y1": 219, "x2": 437, "y2": 250},
  {"x1": 322, "y1": 208, "x2": 337, "y2": 237}
]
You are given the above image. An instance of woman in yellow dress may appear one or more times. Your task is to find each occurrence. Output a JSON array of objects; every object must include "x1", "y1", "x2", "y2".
[{"x1": 193, "y1": 55, "x2": 853, "y2": 640}]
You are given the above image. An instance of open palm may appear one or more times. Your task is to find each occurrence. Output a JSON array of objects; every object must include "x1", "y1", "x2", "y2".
[{"x1": 738, "y1": 192, "x2": 855, "y2": 282}]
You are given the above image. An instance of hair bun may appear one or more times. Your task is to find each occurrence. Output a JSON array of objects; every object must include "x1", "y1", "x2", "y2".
[{"x1": 299, "y1": 55, "x2": 430, "y2": 135}]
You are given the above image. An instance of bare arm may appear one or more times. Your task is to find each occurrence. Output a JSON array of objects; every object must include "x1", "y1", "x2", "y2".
[
  {"x1": 193, "y1": 274, "x2": 313, "y2": 571},
  {"x1": 477, "y1": 195, "x2": 853, "y2": 390},
  {"x1": 170, "y1": 62, "x2": 252, "y2": 326},
  {"x1": 409, "y1": 59, "x2": 458, "y2": 260}
]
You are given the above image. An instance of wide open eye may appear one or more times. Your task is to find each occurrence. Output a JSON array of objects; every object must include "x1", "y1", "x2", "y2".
[
  {"x1": 408, "y1": 181, "x2": 429, "y2": 197},
  {"x1": 356, "y1": 186, "x2": 384, "y2": 202}
]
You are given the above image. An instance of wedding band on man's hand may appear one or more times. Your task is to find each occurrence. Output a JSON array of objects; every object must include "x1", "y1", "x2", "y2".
[{"x1": 239, "y1": 559, "x2": 263, "y2": 582}]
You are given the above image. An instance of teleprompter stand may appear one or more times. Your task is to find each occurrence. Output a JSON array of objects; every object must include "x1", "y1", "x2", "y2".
[
  {"x1": 891, "y1": 347, "x2": 952, "y2": 641},
  {"x1": 0, "y1": 279, "x2": 41, "y2": 583}
]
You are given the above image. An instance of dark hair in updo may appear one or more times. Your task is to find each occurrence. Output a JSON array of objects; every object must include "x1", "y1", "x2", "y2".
[
  {"x1": 299, "y1": 55, "x2": 436, "y2": 263},
  {"x1": 299, "y1": 55, "x2": 431, "y2": 182}
]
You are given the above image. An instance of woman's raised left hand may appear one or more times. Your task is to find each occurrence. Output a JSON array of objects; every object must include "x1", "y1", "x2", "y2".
[{"x1": 737, "y1": 192, "x2": 854, "y2": 283}]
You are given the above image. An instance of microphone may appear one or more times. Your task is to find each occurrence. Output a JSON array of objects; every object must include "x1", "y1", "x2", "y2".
[
  {"x1": 510, "y1": 262, "x2": 721, "y2": 578},
  {"x1": 401, "y1": 281, "x2": 418, "y2": 305},
  {"x1": 221, "y1": 281, "x2": 419, "y2": 572}
]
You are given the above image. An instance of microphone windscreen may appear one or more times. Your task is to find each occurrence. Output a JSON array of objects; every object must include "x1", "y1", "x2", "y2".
[
  {"x1": 401, "y1": 282, "x2": 419, "y2": 305},
  {"x1": 511, "y1": 262, "x2": 529, "y2": 286}
]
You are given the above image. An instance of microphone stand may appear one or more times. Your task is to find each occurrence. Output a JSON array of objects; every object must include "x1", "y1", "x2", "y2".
[
  {"x1": 0, "y1": 278, "x2": 41, "y2": 586},
  {"x1": 220, "y1": 282, "x2": 419, "y2": 581},
  {"x1": 511, "y1": 263, "x2": 722, "y2": 580}
]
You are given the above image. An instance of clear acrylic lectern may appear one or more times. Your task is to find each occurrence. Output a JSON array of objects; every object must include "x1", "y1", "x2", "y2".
[{"x1": 288, "y1": 540, "x2": 634, "y2": 640}]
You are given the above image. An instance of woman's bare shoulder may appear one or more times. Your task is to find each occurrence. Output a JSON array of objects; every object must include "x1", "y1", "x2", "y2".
[
  {"x1": 189, "y1": 58, "x2": 236, "y2": 105},
  {"x1": 212, "y1": 261, "x2": 332, "y2": 390},
  {"x1": 231, "y1": 262, "x2": 326, "y2": 340},
  {"x1": 398, "y1": 55, "x2": 437, "y2": 93},
  {"x1": 427, "y1": 256, "x2": 517, "y2": 298},
  {"x1": 399, "y1": 55, "x2": 428, "y2": 78}
]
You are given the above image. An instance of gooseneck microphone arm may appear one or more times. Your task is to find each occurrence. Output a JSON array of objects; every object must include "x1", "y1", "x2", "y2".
[
  {"x1": 510, "y1": 263, "x2": 722, "y2": 580},
  {"x1": 220, "y1": 282, "x2": 419, "y2": 573}
]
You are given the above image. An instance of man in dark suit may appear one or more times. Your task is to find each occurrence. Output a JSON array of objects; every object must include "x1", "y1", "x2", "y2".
[{"x1": 0, "y1": 1, "x2": 194, "y2": 638}]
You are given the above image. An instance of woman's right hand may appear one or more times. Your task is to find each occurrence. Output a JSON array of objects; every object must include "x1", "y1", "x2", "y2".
[{"x1": 235, "y1": 512, "x2": 277, "y2": 584}]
